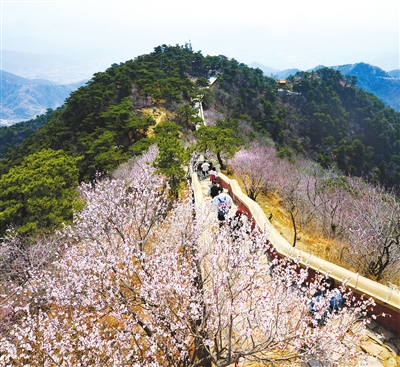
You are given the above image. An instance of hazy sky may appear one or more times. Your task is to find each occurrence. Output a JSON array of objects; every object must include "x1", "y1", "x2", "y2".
[{"x1": 1, "y1": 0, "x2": 399, "y2": 82}]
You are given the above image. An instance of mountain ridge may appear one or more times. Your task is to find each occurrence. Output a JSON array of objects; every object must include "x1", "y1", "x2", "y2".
[
  {"x1": 3, "y1": 60, "x2": 398, "y2": 127},
  {"x1": 1, "y1": 44, "x2": 400, "y2": 235},
  {"x1": 252, "y1": 61, "x2": 400, "y2": 111},
  {"x1": 1, "y1": 46, "x2": 399, "y2": 188},
  {"x1": 321, "y1": 62, "x2": 400, "y2": 111},
  {"x1": 0, "y1": 70, "x2": 87, "y2": 126}
]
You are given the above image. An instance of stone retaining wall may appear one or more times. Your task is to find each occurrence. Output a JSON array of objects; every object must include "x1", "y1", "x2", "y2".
[
  {"x1": 213, "y1": 172, "x2": 400, "y2": 333},
  {"x1": 191, "y1": 171, "x2": 400, "y2": 366}
]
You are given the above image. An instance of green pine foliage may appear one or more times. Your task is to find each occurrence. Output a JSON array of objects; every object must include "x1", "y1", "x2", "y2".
[
  {"x1": 284, "y1": 68, "x2": 400, "y2": 187},
  {"x1": 153, "y1": 121, "x2": 188, "y2": 198},
  {"x1": 0, "y1": 149, "x2": 81, "y2": 234},
  {"x1": 0, "y1": 109, "x2": 55, "y2": 160},
  {"x1": 193, "y1": 121, "x2": 244, "y2": 170}
]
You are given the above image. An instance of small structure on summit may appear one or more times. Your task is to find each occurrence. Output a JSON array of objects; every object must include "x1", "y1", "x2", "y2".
[
  {"x1": 277, "y1": 79, "x2": 301, "y2": 96},
  {"x1": 277, "y1": 79, "x2": 288, "y2": 87}
]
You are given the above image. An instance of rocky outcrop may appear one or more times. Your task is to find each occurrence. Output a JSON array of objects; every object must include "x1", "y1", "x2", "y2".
[{"x1": 357, "y1": 320, "x2": 400, "y2": 367}]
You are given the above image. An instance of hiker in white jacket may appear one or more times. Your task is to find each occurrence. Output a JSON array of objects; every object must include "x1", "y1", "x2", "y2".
[{"x1": 212, "y1": 187, "x2": 233, "y2": 226}]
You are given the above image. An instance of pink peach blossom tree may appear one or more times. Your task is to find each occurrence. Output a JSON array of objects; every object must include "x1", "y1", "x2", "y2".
[
  {"x1": 0, "y1": 149, "x2": 374, "y2": 367},
  {"x1": 341, "y1": 179, "x2": 400, "y2": 281},
  {"x1": 229, "y1": 142, "x2": 278, "y2": 201}
]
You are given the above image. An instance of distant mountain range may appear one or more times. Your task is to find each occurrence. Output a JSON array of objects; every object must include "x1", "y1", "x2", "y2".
[
  {"x1": 0, "y1": 70, "x2": 87, "y2": 126},
  {"x1": 251, "y1": 62, "x2": 400, "y2": 112},
  {"x1": 327, "y1": 63, "x2": 400, "y2": 111},
  {"x1": 1, "y1": 50, "x2": 98, "y2": 84},
  {"x1": 2, "y1": 60, "x2": 399, "y2": 127}
]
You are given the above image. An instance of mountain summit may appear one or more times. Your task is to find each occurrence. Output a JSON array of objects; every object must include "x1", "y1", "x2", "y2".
[{"x1": 1, "y1": 45, "x2": 400, "y2": 191}]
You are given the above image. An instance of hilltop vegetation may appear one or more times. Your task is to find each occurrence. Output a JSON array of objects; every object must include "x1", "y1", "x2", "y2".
[
  {"x1": 0, "y1": 109, "x2": 55, "y2": 157},
  {"x1": 1, "y1": 43, "x2": 400, "y2": 236},
  {"x1": 286, "y1": 69, "x2": 400, "y2": 184}
]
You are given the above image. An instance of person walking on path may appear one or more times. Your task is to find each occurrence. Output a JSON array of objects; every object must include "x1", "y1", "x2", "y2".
[
  {"x1": 212, "y1": 187, "x2": 233, "y2": 226},
  {"x1": 309, "y1": 276, "x2": 343, "y2": 326},
  {"x1": 196, "y1": 161, "x2": 203, "y2": 179},
  {"x1": 201, "y1": 161, "x2": 210, "y2": 179},
  {"x1": 209, "y1": 167, "x2": 217, "y2": 181},
  {"x1": 208, "y1": 179, "x2": 221, "y2": 199}
]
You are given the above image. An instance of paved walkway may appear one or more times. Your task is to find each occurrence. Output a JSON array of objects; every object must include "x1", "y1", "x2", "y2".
[{"x1": 198, "y1": 174, "x2": 239, "y2": 220}]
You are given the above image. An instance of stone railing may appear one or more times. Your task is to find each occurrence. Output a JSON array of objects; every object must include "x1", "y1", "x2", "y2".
[{"x1": 191, "y1": 170, "x2": 400, "y2": 332}]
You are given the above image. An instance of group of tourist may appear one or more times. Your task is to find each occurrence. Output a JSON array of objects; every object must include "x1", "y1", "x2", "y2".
[
  {"x1": 197, "y1": 158, "x2": 344, "y2": 326},
  {"x1": 195, "y1": 160, "x2": 217, "y2": 181},
  {"x1": 192, "y1": 157, "x2": 243, "y2": 229},
  {"x1": 208, "y1": 178, "x2": 244, "y2": 233}
]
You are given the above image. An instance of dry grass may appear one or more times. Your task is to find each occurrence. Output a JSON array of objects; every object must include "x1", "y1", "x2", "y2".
[
  {"x1": 141, "y1": 106, "x2": 173, "y2": 137},
  {"x1": 240, "y1": 185, "x2": 399, "y2": 286},
  {"x1": 257, "y1": 190, "x2": 333, "y2": 259},
  {"x1": 225, "y1": 174, "x2": 361, "y2": 277}
]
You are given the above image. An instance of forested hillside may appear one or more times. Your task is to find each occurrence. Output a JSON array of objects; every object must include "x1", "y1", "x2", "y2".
[
  {"x1": 285, "y1": 69, "x2": 400, "y2": 186},
  {"x1": 1, "y1": 43, "x2": 400, "y2": 235},
  {"x1": 0, "y1": 109, "x2": 55, "y2": 157},
  {"x1": 329, "y1": 63, "x2": 400, "y2": 111},
  {"x1": 1, "y1": 44, "x2": 399, "y2": 366}
]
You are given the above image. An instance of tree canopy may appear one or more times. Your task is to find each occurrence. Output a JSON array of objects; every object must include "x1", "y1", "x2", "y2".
[
  {"x1": 194, "y1": 122, "x2": 244, "y2": 169},
  {"x1": 0, "y1": 150, "x2": 374, "y2": 367},
  {"x1": 1, "y1": 45, "x2": 399, "y2": 191},
  {"x1": 0, "y1": 149, "x2": 81, "y2": 234}
]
